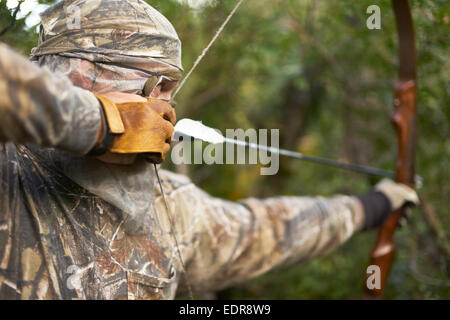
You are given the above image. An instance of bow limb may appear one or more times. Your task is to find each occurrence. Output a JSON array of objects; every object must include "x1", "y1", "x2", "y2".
[{"x1": 365, "y1": 0, "x2": 418, "y2": 298}]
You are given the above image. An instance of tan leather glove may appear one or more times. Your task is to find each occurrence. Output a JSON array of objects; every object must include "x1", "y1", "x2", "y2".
[{"x1": 92, "y1": 94, "x2": 176, "y2": 164}]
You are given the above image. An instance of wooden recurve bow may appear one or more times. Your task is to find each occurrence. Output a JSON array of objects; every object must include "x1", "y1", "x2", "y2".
[{"x1": 365, "y1": 0, "x2": 418, "y2": 298}]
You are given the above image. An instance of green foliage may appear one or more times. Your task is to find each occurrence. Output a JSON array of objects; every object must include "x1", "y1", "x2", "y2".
[
  {"x1": 1, "y1": 0, "x2": 448, "y2": 299},
  {"x1": 0, "y1": 0, "x2": 41, "y2": 53}
]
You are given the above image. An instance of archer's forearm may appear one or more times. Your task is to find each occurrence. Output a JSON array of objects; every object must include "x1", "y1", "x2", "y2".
[
  {"x1": 170, "y1": 179, "x2": 365, "y2": 292},
  {"x1": 0, "y1": 43, "x2": 102, "y2": 155}
]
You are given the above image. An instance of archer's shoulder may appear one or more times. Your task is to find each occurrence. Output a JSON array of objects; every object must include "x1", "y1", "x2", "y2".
[{"x1": 155, "y1": 169, "x2": 194, "y2": 194}]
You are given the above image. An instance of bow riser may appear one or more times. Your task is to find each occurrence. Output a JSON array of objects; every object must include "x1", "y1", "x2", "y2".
[{"x1": 367, "y1": 80, "x2": 417, "y2": 297}]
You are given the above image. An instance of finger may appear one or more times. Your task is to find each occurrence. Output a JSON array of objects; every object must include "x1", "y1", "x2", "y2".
[
  {"x1": 162, "y1": 142, "x2": 171, "y2": 157},
  {"x1": 147, "y1": 98, "x2": 176, "y2": 125},
  {"x1": 164, "y1": 107, "x2": 176, "y2": 126},
  {"x1": 162, "y1": 121, "x2": 175, "y2": 143}
]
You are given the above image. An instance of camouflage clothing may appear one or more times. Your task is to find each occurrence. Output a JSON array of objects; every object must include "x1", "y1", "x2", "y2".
[
  {"x1": 0, "y1": 44, "x2": 101, "y2": 155},
  {"x1": 0, "y1": 42, "x2": 366, "y2": 299}
]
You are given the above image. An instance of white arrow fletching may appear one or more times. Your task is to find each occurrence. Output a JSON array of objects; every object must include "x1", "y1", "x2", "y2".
[{"x1": 174, "y1": 118, "x2": 225, "y2": 144}]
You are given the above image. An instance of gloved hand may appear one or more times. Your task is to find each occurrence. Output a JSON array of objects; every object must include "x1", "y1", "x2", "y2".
[
  {"x1": 358, "y1": 178, "x2": 419, "y2": 230},
  {"x1": 374, "y1": 178, "x2": 419, "y2": 211},
  {"x1": 90, "y1": 92, "x2": 176, "y2": 164}
]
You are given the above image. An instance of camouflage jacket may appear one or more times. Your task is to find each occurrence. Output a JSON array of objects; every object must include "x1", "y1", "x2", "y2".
[{"x1": 0, "y1": 43, "x2": 365, "y2": 299}]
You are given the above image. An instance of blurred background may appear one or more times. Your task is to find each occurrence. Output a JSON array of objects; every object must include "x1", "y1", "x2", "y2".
[{"x1": 1, "y1": 0, "x2": 448, "y2": 299}]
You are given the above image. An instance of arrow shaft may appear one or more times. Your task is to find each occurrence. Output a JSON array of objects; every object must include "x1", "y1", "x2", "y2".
[
  {"x1": 173, "y1": 118, "x2": 422, "y2": 184},
  {"x1": 224, "y1": 137, "x2": 396, "y2": 179}
]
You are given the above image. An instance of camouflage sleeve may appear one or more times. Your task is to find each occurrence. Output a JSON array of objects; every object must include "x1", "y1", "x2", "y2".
[
  {"x1": 154, "y1": 170, "x2": 365, "y2": 293},
  {"x1": 0, "y1": 43, "x2": 101, "y2": 155}
]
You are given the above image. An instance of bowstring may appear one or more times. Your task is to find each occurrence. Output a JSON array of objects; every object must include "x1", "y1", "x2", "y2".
[
  {"x1": 154, "y1": 0, "x2": 246, "y2": 300},
  {"x1": 170, "y1": 0, "x2": 246, "y2": 102},
  {"x1": 154, "y1": 163, "x2": 194, "y2": 300}
]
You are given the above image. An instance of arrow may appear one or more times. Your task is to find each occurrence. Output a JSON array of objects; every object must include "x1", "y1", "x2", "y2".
[{"x1": 173, "y1": 118, "x2": 423, "y2": 185}]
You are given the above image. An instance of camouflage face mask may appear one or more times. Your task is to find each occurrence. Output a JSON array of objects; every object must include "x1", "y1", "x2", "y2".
[{"x1": 36, "y1": 55, "x2": 177, "y2": 97}]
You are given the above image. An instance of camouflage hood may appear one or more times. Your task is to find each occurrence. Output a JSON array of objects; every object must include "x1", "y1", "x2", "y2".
[{"x1": 30, "y1": 0, "x2": 183, "y2": 76}]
